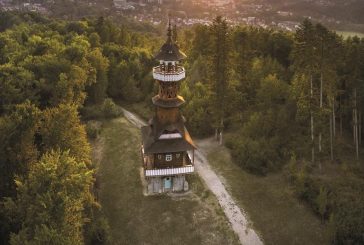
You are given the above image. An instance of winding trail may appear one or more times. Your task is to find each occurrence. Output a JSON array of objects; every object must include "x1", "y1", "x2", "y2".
[{"x1": 121, "y1": 108, "x2": 263, "y2": 245}]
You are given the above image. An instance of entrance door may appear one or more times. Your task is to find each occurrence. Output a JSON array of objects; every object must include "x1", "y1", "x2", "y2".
[{"x1": 164, "y1": 177, "x2": 172, "y2": 190}]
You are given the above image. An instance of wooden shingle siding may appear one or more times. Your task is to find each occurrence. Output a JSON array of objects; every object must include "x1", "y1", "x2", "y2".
[{"x1": 154, "y1": 152, "x2": 184, "y2": 169}]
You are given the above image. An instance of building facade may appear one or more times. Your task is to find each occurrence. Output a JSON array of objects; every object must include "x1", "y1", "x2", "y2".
[{"x1": 141, "y1": 21, "x2": 195, "y2": 194}]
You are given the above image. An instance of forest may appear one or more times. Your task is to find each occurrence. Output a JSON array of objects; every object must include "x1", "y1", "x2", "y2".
[
  {"x1": 179, "y1": 17, "x2": 364, "y2": 244},
  {"x1": 0, "y1": 12, "x2": 157, "y2": 244},
  {"x1": 0, "y1": 11, "x2": 363, "y2": 244}
]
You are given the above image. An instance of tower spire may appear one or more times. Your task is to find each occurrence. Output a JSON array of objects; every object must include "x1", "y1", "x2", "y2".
[{"x1": 167, "y1": 15, "x2": 172, "y2": 43}]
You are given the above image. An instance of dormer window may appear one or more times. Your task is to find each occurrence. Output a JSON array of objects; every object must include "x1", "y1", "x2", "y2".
[{"x1": 166, "y1": 154, "x2": 172, "y2": 161}]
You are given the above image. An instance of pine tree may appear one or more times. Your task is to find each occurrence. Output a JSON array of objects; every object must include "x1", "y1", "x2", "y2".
[
  {"x1": 292, "y1": 19, "x2": 318, "y2": 164},
  {"x1": 210, "y1": 16, "x2": 231, "y2": 145}
]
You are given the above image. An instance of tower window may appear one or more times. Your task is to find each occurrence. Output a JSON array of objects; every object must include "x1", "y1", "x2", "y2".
[{"x1": 166, "y1": 154, "x2": 172, "y2": 161}]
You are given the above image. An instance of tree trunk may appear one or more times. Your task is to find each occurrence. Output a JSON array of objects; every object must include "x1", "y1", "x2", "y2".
[
  {"x1": 319, "y1": 72, "x2": 323, "y2": 153},
  {"x1": 340, "y1": 95, "x2": 343, "y2": 136},
  {"x1": 353, "y1": 108, "x2": 356, "y2": 144},
  {"x1": 215, "y1": 128, "x2": 218, "y2": 141},
  {"x1": 219, "y1": 118, "x2": 224, "y2": 145},
  {"x1": 310, "y1": 75, "x2": 315, "y2": 164},
  {"x1": 359, "y1": 111, "x2": 362, "y2": 145},
  {"x1": 219, "y1": 130, "x2": 223, "y2": 146},
  {"x1": 330, "y1": 116, "x2": 334, "y2": 161},
  {"x1": 333, "y1": 97, "x2": 336, "y2": 137},
  {"x1": 355, "y1": 109, "x2": 359, "y2": 160},
  {"x1": 354, "y1": 89, "x2": 359, "y2": 160}
]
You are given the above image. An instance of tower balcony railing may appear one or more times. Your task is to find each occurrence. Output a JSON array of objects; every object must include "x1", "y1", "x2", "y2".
[{"x1": 153, "y1": 66, "x2": 186, "y2": 82}]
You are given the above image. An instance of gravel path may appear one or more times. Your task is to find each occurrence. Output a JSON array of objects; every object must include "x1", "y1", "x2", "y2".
[
  {"x1": 122, "y1": 108, "x2": 263, "y2": 245},
  {"x1": 194, "y1": 143, "x2": 263, "y2": 245}
]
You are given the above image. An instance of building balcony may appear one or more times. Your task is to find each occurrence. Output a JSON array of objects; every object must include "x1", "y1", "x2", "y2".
[
  {"x1": 145, "y1": 165, "x2": 194, "y2": 177},
  {"x1": 153, "y1": 66, "x2": 186, "y2": 82},
  {"x1": 142, "y1": 148, "x2": 195, "y2": 177}
]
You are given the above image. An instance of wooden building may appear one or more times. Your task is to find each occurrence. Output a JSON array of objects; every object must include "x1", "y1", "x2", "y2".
[{"x1": 141, "y1": 21, "x2": 196, "y2": 194}]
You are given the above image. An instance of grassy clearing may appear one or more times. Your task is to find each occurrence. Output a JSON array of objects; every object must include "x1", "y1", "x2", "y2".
[
  {"x1": 200, "y1": 139, "x2": 331, "y2": 245},
  {"x1": 94, "y1": 117, "x2": 238, "y2": 245}
]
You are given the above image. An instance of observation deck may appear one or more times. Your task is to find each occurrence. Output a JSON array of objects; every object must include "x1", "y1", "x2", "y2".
[{"x1": 153, "y1": 66, "x2": 186, "y2": 82}]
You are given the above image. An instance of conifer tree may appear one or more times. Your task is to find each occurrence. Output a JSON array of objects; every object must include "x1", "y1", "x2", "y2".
[
  {"x1": 292, "y1": 19, "x2": 318, "y2": 164},
  {"x1": 210, "y1": 16, "x2": 230, "y2": 145}
]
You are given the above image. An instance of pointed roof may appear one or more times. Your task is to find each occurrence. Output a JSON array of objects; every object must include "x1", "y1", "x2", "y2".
[
  {"x1": 141, "y1": 116, "x2": 196, "y2": 154},
  {"x1": 155, "y1": 20, "x2": 187, "y2": 61}
]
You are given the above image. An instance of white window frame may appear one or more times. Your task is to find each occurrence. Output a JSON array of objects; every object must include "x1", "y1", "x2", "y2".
[{"x1": 166, "y1": 154, "x2": 172, "y2": 162}]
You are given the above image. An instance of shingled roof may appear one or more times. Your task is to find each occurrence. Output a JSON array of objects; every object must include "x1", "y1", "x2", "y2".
[
  {"x1": 154, "y1": 22, "x2": 187, "y2": 61},
  {"x1": 141, "y1": 116, "x2": 196, "y2": 154}
]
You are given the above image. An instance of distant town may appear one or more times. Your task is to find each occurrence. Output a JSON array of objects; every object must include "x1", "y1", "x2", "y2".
[{"x1": 0, "y1": 0, "x2": 362, "y2": 33}]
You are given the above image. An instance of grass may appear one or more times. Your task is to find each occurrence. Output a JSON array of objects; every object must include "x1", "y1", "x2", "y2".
[
  {"x1": 203, "y1": 141, "x2": 331, "y2": 245},
  {"x1": 94, "y1": 117, "x2": 239, "y2": 245}
]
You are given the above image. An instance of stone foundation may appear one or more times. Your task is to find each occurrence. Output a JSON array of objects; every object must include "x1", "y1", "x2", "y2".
[{"x1": 147, "y1": 175, "x2": 189, "y2": 194}]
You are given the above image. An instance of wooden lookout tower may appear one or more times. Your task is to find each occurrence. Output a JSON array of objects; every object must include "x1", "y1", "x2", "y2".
[{"x1": 141, "y1": 21, "x2": 196, "y2": 194}]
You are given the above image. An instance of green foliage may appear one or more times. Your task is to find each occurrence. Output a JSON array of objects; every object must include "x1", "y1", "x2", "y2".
[
  {"x1": 0, "y1": 12, "x2": 156, "y2": 244},
  {"x1": 181, "y1": 82, "x2": 214, "y2": 136},
  {"x1": 210, "y1": 16, "x2": 231, "y2": 129},
  {"x1": 0, "y1": 102, "x2": 40, "y2": 198},
  {"x1": 81, "y1": 98, "x2": 123, "y2": 120},
  {"x1": 86, "y1": 121, "x2": 102, "y2": 140},
  {"x1": 86, "y1": 48, "x2": 109, "y2": 105},
  {"x1": 84, "y1": 213, "x2": 111, "y2": 245},
  {"x1": 227, "y1": 109, "x2": 292, "y2": 175},
  {"x1": 0, "y1": 13, "x2": 155, "y2": 112},
  {"x1": 40, "y1": 104, "x2": 91, "y2": 165},
  {"x1": 225, "y1": 75, "x2": 293, "y2": 174},
  {"x1": 331, "y1": 187, "x2": 364, "y2": 244},
  {"x1": 317, "y1": 186, "x2": 329, "y2": 221},
  {"x1": 4, "y1": 150, "x2": 94, "y2": 245},
  {"x1": 102, "y1": 98, "x2": 122, "y2": 119}
]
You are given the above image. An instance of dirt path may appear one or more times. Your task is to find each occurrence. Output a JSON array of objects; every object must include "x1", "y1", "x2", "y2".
[
  {"x1": 121, "y1": 108, "x2": 263, "y2": 245},
  {"x1": 121, "y1": 108, "x2": 147, "y2": 129},
  {"x1": 195, "y1": 139, "x2": 263, "y2": 245}
]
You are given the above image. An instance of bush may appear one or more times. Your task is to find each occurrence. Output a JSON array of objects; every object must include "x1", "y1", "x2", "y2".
[
  {"x1": 330, "y1": 179, "x2": 364, "y2": 244},
  {"x1": 102, "y1": 98, "x2": 122, "y2": 118},
  {"x1": 81, "y1": 105, "x2": 104, "y2": 120},
  {"x1": 228, "y1": 137, "x2": 274, "y2": 175},
  {"x1": 226, "y1": 111, "x2": 291, "y2": 175},
  {"x1": 81, "y1": 98, "x2": 122, "y2": 120},
  {"x1": 87, "y1": 216, "x2": 111, "y2": 245},
  {"x1": 86, "y1": 121, "x2": 101, "y2": 139}
]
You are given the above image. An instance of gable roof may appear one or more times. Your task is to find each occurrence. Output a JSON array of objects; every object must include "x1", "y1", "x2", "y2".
[{"x1": 141, "y1": 116, "x2": 196, "y2": 154}]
